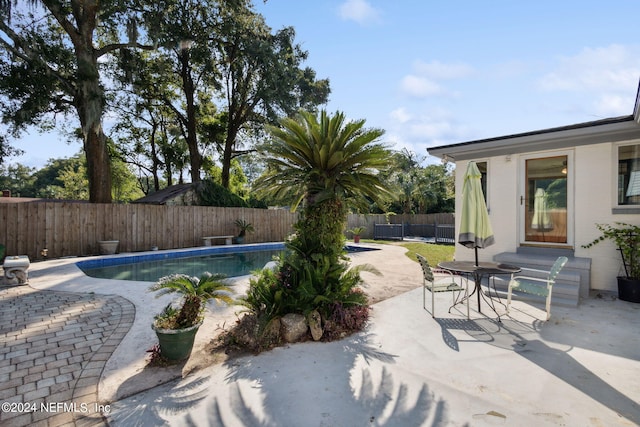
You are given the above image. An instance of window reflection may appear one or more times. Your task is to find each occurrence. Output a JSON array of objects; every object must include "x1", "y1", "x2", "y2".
[{"x1": 618, "y1": 144, "x2": 640, "y2": 205}]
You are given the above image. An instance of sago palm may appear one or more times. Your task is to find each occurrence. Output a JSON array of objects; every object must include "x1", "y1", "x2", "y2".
[
  {"x1": 256, "y1": 109, "x2": 392, "y2": 212},
  {"x1": 252, "y1": 110, "x2": 389, "y2": 319},
  {"x1": 150, "y1": 272, "x2": 234, "y2": 329}
]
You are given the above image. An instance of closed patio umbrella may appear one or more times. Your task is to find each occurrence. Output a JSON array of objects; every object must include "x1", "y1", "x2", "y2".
[{"x1": 458, "y1": 161, "x2": 494, "y2": 266}]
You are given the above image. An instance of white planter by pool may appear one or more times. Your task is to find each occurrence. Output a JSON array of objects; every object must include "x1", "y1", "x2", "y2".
[{"x1": 98, "y1": 240, "x2": 119, "y2": 255}]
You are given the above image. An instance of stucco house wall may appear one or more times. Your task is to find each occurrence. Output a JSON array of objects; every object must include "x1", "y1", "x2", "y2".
[
  {"x1": 573, "y1": 140, "x2": 640, "y2": 291},
  {"x1": 430, "y1": 100, "x2": 640, "y2": 296},
  {"x1": 453, "y1": 156, "x2": 517, "y2": 265},
  {"x1": 573, "y1": 143, "x2": 617, "y2": 291},
  {"x1": 453, "y1": 142, "x2": 638, "y2": 294}
]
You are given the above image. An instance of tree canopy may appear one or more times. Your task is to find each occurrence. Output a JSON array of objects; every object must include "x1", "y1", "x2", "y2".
[
  {"x1": 0, "y1": 2, "x2": 455, "y2": 213},
  {"x1": 0, "y1": 0, "x2": 328, "y2": 202},
  {"x1": 0, "y1": 0, "x2": 163, "y2": 202}
]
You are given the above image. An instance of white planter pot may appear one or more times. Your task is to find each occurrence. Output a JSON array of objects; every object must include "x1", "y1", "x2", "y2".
[{"x1": 98, "y1": 240, "x2": 119, "y2": 255}]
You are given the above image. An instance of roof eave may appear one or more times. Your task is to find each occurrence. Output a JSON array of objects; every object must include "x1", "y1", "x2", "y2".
[{"x1": 428, "y1": 116, "x2": 639, "y2": 162}]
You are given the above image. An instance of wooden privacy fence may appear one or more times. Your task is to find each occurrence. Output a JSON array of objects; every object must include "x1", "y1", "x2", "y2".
[
  {"x1": 0, "y1": 203, "x2": 298, "y2": 260},
  {"x1": 0, "y1": 203, "x2": 455, "y2": 261}
]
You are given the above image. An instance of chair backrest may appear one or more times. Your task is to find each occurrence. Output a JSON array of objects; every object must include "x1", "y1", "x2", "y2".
[
  {"x1": 549, "y1": 256, "x2": 569, "y2": 282},
  {"x1": 416, "y1": 254, "x2": 434, "y2": 282}
]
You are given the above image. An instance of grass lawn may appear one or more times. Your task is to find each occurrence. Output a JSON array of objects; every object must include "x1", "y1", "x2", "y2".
[{"x1": 359, "y1": 239, "x2": 455, "y2": 267}]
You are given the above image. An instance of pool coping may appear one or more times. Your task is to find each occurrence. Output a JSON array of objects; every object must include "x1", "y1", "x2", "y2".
[
  {"x1": 74, "y1": 242, "x2": 380, "y2": 272},
  {"x1": 75, "y1": 242, "x2": 287, "y2": 270}
]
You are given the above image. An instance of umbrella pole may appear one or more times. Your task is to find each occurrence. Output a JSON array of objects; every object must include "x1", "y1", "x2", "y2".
[{"x1": 475, "y1": 247, "x2": 481, "y2": 312}]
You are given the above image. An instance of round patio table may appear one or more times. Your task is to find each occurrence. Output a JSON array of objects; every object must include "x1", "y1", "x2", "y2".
[{"x1": 438, "y1": 261, "x2": 521, "y2": 319}]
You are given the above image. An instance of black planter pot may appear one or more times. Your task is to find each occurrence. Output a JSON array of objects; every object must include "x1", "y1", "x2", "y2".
[{"x1": 617, "y1": 277, "x2": 640, "y2": 303}]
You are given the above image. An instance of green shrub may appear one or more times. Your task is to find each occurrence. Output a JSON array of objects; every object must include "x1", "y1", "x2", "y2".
[
  {"x1": 240, "y1": 243, "x2": 376, "y2": 335},
  {"x1": 196, "y1": 179, "x2": 268, "y2": 208}
]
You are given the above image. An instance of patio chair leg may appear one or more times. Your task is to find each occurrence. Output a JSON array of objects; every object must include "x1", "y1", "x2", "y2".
[
  {"x1": 432, "y1": 285, "x2": 435, "y2": 318},
  {"x1": 466, "y1": 285, "x2": 470, "y2": 319}
]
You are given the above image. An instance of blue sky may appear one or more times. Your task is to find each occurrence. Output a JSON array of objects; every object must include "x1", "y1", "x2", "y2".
[
  {"x1": 9, "y1": 0, "x2": 640, "y2": 168},
  {"x1": 256, "y1": 0, "x2": 640, "y2": 163}
]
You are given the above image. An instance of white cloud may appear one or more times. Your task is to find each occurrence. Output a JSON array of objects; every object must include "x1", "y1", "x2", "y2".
[
  {"x1": 385, "y1": 107, "x2": 471, "y2": 160},
  {"x1": 538, "y1": 45, "x2": 640, "y2": 92},
  {"x1": 413, "y1": 60, "x2": 474, "y2": 80},
  {"x1": 593, "y1": 94, "x2": 633, "y2": 117},
  {"x1": 411, "y1": 120, "x2": 455, "y2": 140},
  {"x1": 389, "y1": 107, "x2": 412, "y2": 123},
  {"x1": 537, "y1": 44, "x2": 640, "y2": 117},
  {"x1": 338, "y1": 0, "x2": 381, "y2": 25},
  {"x1": 399, "y1": 60, "x2": 473, "y2": 99},
  {"x1": 400, "y1": 75, "x2": 444, "y2": 98}
]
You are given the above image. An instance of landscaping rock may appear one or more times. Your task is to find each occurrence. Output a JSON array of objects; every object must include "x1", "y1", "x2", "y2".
[
  {"x1": 281, "y1": 313, "x2": 307, "y2": 342},
  {"x1": 308, "y1": 310, "x2": 323, "y2": 341},
  {"x1": 229, "y1": 315, "x2": 282, "y2": 351},
  {"x1": 263, "y1": 261, "x2": 278, "y2": 271},
  {"x1": 262, "y1": 317, "x2": 282, "y2": 346}
]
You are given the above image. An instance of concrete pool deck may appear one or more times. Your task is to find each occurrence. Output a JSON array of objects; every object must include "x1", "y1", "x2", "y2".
[{"x1": 1, "y1": 243, "x2": 639, "y2": 426}]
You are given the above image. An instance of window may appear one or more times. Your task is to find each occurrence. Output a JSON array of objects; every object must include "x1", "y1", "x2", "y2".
[
  {"x1": 618, "y1": 144, "x2": 640, "y2": 205},
  {"x1": 476, "y1": 161, "x2": 488, "y2": 204}
]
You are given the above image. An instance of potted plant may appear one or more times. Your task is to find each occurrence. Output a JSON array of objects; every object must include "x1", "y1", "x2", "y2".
[
  {"x1": 149, "y1": 272, "x2": 234, "y2": 361},
  {"x1": 234, "y1": 219, "x2": 255, "y2": 244},
  {"x1": 347, "y1": 226, "x2": 366, "y2": 243},
  {"x1": 583, "y1": 222, "x2": 640, "y2": 303},
  {"x1": 97, "y1": 239, "x2": 119, "y2": 255}
]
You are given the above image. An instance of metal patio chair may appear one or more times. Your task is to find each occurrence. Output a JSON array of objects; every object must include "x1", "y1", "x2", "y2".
[
  {"x1": 506, "y1": 256, "x2": 568, "y2": 321},
  {"x1": 417, "y1": 254, "x2": 469, "y2": 319}
]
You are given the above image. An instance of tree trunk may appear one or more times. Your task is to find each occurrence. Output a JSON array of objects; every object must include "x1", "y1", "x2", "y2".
[
  {"x1": 75, "y1": 47, "x2": 112, "y2": 203},
  {"x1": 179, "y1": 48, "x2": 202, "y2": 183},
  {"x1": 221, "y1": 128, "x2": 236, "y2": 189},
  {"x1": 83, "y1": 124, "x2": 112, "y2": 203},
  {"x1": 299, "y1": 196, "x2": 347, "y2": 260},
  {"x1": 150, "y1": 123, "x2": 161, "y2": 192}
]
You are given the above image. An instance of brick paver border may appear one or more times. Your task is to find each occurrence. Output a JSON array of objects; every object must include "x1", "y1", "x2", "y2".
[{"x1": 0, "y1": 285, "x2": 135, "y2": 427}]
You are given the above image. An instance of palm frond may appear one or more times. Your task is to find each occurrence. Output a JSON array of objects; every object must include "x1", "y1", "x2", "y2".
[{"x1": 255, "y1": 109, "x2": 392, "y2": 209}]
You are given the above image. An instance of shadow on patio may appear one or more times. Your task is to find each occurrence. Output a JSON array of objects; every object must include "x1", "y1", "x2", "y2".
[
  {"x1": 434, "y1": 296, "x2": 640, "y2": 425},
  {"x1": 109, "y1": 331, "x2": 462, "y2": 426}
]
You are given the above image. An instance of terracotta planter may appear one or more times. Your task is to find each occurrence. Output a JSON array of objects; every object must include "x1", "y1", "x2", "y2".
[
  {"x1": 353, "y1": 235, "x2": 360, "y2": 243},
  {"x1": 617, "y1": 277, "x2": 640, "y2": 303},
  {"x1": 152, "y1": 322, "x2": 202, "y2": 361}
]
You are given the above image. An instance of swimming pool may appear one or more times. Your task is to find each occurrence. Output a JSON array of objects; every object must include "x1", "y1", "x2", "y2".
[
  {"x1": 77, "y1": 243, "x2": 285, "y2": 282},
  {"x1": 76, "y1": 243, "x2": 380, "y2": 282}
]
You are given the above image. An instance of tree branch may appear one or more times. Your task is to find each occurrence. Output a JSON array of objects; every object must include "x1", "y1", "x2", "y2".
[
  {"x1": 0, "y1": 20, "x2": 75, "y2": 95},
  {"x1": 95, "y1": 42, "x2": 155, "y2": 58}
]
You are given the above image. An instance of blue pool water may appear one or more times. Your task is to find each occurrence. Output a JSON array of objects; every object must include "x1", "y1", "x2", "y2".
[
  {"x1": 77, "y1": 243, "x2": 285, "y2": 282},
  {"x1": 76, "y1": 243, "x2": 380, "y2": 282}
]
